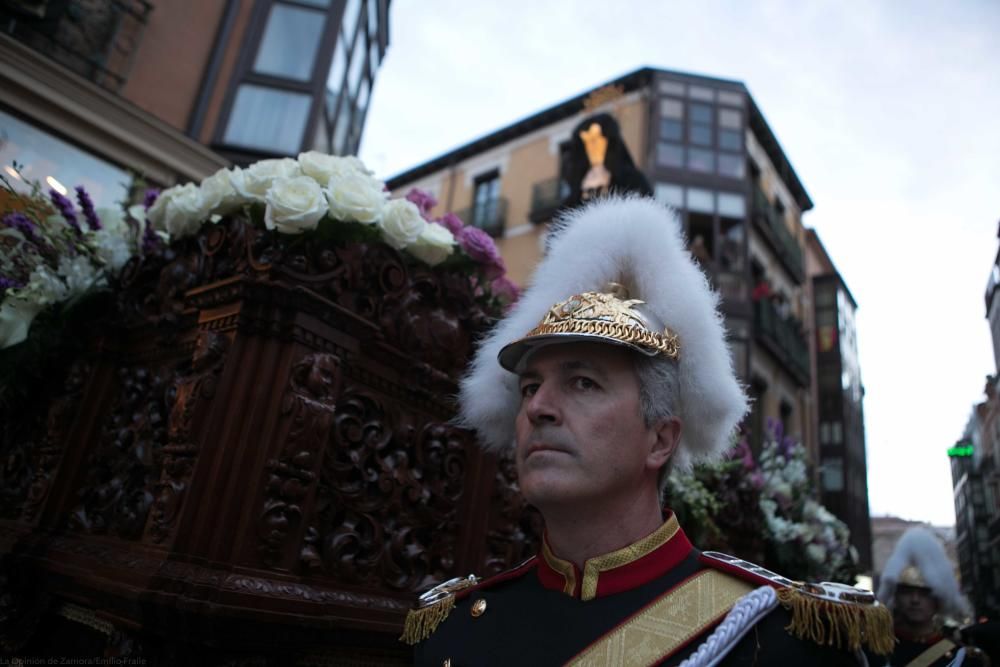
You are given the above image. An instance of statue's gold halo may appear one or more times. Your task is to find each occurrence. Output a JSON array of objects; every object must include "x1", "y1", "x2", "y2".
[{"x1": 498, "y1": 288, "x2": 680, "y2": 373}]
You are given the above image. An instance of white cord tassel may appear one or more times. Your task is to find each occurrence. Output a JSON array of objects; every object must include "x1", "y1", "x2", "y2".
[{"x1": 678, "y1": 586, "x2": 780, "y2": 667}]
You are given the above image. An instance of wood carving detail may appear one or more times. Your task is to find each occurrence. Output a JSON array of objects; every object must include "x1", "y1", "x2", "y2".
[
  {"x1": 147, "y1": 331, "x2": 230, "y2": 544},
  {"x1": 68, "y1": 365, "x2": 174, "y2": 539},
  {"x1": 258, "y1": 352, "x2": 343, "y2": 569}
]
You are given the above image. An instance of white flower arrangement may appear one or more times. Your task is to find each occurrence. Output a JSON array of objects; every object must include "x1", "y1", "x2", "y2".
[{"x1": 146, "y1": 152, "x2": 456, "y2": 267}]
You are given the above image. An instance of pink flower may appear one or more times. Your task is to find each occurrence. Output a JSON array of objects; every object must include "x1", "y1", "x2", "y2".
[
  {"x1": 457, "y1": 226, "x2": 500, "y2": 265},
  {"x1": 438, "y1": 212, "x2": 464, "y2": 235},
  {"x1": 405, "y1": 188, "x2": 438, "y2": 220}
]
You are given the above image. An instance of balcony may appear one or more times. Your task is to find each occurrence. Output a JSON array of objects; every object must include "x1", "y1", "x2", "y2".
[
  {"x1": 754, "y1": 298, "x2": 810, "y2": 386},
  {"x1": 529, "y1": 177, "x2": 567, "y2": 223},
  {"x1": 457, "y1": 197, "x2": 508, "y2": 238},
  {"x1": 752, "y1": 187, "x2": 804, "y2": 284},
  {"x1": 0, "y1": 0, "x2": 153, "y2": 92}
]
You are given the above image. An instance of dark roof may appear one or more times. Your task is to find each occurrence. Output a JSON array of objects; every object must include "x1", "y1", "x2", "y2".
[{"x1": 386, "y1": 66, "x2": 813, "y2": 212}]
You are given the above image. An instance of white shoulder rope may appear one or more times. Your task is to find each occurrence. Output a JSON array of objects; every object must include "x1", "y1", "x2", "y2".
[{"x1": 677, "y1": 585, "x2": 779, "y2": 667}]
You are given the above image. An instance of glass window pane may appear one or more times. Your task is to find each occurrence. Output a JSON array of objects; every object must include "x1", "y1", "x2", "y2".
[
  {"x1": 254, "y1": 4, "x2": 325, "y2": 81},
  {"x1": 686, "y1": 187, "x2": 714, "y2": 214},
  {"x1": 690, "y1": 124, "x2": 712, "y2": 146},
  {"x1": 368, "y1": 0, "x2": 379, "y2": 34},
  {"x1": 660, "y1": 119, "x2": 682, "y2": 141},
  {"x1": 718, "y1": 90, "x2": 742, "y2": 106},
  {"x1": 658, "y1": 80, "x2": 685, "y2": 96},
  {"x1": 656, "y1": 142, "x2": 684, "y2": 168},
  {"x1": 356, "y1": 76, "x2": 371, "y2": 115},
  {"x1": 719, "y1": 216, "x2": 744, "y2": 271},
  {"x1": 369, "y1": 32, "x2": 380, "y2": 69},
  {"x1": 719, "y1": 108, "x2": 743, "y2": 129},
  {"x1": 718, "y1": 153, "x2": 745, "y2": 178},
  {"x1": 690, "y1": 103, "x2": 713, "y2": 124},
  {"x1": 718, "y1": 192, "x2": 746, "y2": 218},
  {"x1": 688, "y1": 85, "x2": 714, "y2": 101},
  {"x1": 660, "y1": 98, "x2": 684, "y2": 119},
  {"x1": 296, "y1": 0, "x2": 330, "y2": 6},
  {"x1": 347, "y1": 32, "x2": 367, "y2": 96},
  {"x1": 654, "y1": 182, "x2": 684, "y2": 208},
  {"x1": 0, "y1": 110, "x2": 131, "y2": 205},
  {"x1": 719, "y1": 128, "x2": 742, "y2": 151},
  {"x1": 341, "y1": 0, "x2": 362, "y2": 34},
  {"x1": 687, "y1": 147, "x2": 715, "y2": 173},
  {"x1": 327, "y1": 41, "x2": 348, "y2": 102},
  {"x1": 224, "y1": 84, "x2": 312, "y2": 154},
  {"x1": 822, "y1": 458, "x2": 844, "y2": 492}
]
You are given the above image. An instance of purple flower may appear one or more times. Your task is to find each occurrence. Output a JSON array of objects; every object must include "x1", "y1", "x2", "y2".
[
  {"x1": 141, "y1": 220, "x2": 161, "y2": 254},
  {"x1": 143, "y1": 188, "x2": 160, "y2": 210},
  {"x1": 405, "y1": 188, "x2": 438, "y2": 219},
  {"x1": 0, "y1": 274, "x2": 24, "y2": 290},
  {"x1": 457, "y1": 225, "x2": 500, "y2": 265},
  {"x1": 438, "y1": 212, "x2": 465, "y2": 235},
  {"x1": 749, "y1": 470, "x2": 765, "y2": 490},
  {"x1": 75, "y1": 186, "x2": 101, "y2": 230},
  {"x1": 49, "y1": 189, "x2": 82, "y2": 234},
  {"x1": 2, "y1": 212, "x2": 41, "y2": 244},
  {"x1": 491, "y1": 276, "x2": 520, "y2": 303}
]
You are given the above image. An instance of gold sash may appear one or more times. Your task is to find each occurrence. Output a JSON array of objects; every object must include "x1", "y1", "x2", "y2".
[
  {"x1": 566, "y1": 569, "x2": 754, "y2": 667},
  {"x1": 906, "y1": 638, "x2": 956, "y2": 667}
]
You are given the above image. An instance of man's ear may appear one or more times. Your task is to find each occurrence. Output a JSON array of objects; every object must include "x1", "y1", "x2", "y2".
[{"x1": 647, "y1": 417, "x2": 682, "y2": 471}]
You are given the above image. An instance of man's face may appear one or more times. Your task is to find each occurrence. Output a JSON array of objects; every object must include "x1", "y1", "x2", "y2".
[
  {"x1": 895, "y1": 584, "x2": 938, "y2": 628},
  {"x1": 514, "y1": 342, "x2": 661, "y2": 511}
]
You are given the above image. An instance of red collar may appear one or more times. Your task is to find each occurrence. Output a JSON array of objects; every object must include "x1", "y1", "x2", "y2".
[{"x1": 536, "y1": 512, "x2": 693, "y2": 601}]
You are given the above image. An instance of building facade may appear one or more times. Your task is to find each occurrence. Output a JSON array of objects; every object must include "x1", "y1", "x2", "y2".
[
  {"x1": 0, "y1": 0, "x2": 389, "y2": 206},
  {"x1": 803, "y1": 230, "x2": 873, "y2": 572}
]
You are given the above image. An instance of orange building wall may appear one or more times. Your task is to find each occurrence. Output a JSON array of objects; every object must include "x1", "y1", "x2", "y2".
[{"x1": 122, "y1": 2, "x2": 227, "y2": 133}]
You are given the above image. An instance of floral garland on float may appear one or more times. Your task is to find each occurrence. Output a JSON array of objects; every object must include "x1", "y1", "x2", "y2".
[
  {"x1": 665, "y1": 418, "x2": 859, "y2": 584},
  {"x1": 0, "y1": 152, "x2": 518, "y2": 421}
]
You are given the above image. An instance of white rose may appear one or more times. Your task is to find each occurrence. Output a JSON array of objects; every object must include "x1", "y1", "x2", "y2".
[
  {"x1": 407, "y1": 222, "x2": 455, "y2": 266},
  {"x1": 0, "y1": 298, "x2": 44, "y2": 349},
  {"x1": 58, "y1": 255, "x2": 104, "y2": 296},
  {"x1": 147, "y1": 183, "x2": 210, "y2": 239},
  {"x1": 805, "y1": 543, "x2": 827, "y2": 564},
  {"x1": 325, "y1": 170, "x2": 387, "y2": 224},
  {"x1": 200, "y1": 167, "x2": 243, "y2": 213},
  {"x1": 377, "y1": 199, "x2": 427, "y2": 250},
  {"x1": 264, "y1": 176, "x2": 328, "y2": 235},
  {"x1": 232, "y1": 158, "x2": 302, "y2": 201},
  {"x1": 298, "y1": 151, "x2": 374, "y2": 185}
]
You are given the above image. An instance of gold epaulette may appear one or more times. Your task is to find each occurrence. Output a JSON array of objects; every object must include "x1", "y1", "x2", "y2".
[
  {"x1": 701, "y1": 552, "x2": 894, "y2": 655},
  {"x1": 400, "y1": 574, "x2": 479, "y2": 645},
  {"x1": 777, "y1": 581, "x2": 895, "y2": 656}
]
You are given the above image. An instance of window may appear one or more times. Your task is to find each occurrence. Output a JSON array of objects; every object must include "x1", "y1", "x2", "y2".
[
  {"x1": 822, "y1": 458, "x2": 845, "y2": 492},
  {"x1": 224, "y1": 84, "x2": 312, "y2": 153},
  {"x1": 690, "y1": 124, "x2": 712, "y2": 146},
  {"x1": 656, "y1": 143, "x2": 684, "y2": 169},
  {"x1": 686, "y1": 188, "x2": 714, "y2": 214},
  {"x1": 690, "y1": 103, "x2": 713, "y2": 124},
  {"x1": 719, "y1": 129, "x2": 742, "y2": 151},
  {"x1": 687, "y1": 147, "x2": 715, "y2": 173},
  {"x1": 660, "y1": 119, "x2": 683, "y2": 141},
  {"x1": 718, "y1": 90, "x2": 742, "y2": 106},
  {"x1": 688, "y1": 212, "x2": 714, "y2": 262},
  {"x1": 654, "y1": 183, "x2": 684, "y2": 208},
  {"x1": 717, "y1": 192, "x2": 746, "y2": 218},
  {"x1": 688, "y1": 85, "x2": 715, "y2": 102},
  {"x1": 660, "y1": 98, "x2": 684, "y2": 119},
  {"x1": 719, "y1": 216, "x2": 744, "y2": 272},
  {"x1": 327, "y1": 40, "x2": 348, "y2": 103},
  {"x1": 718, "y1": 153, "x2": 745, "y2": 178},
  {"x1": 253, "y1": 4, "x2": 326, "y2": 81},
  {"x1": 341, "y1": 0, "x2": 362, "y2": 34},
  {"x1": 719, "y1": 108, "x2": 743, "y2": 129},
  {"x1": 659, "y1": 80, "x2": 685, "y2": 96},
  {"x1": 472, "y1": 171, "x2": 502, "y2": 235}
]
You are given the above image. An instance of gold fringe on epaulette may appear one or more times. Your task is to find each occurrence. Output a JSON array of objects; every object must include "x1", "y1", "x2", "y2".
[
  {"x1": 400, "y1": 596, "x2": 455, "y2": 645},
  {"x1": 776, "y1": 587, "x2": 895, "y2": 655}
]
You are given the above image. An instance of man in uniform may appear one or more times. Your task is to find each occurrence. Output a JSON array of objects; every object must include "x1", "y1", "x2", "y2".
[
  {"x1": 874, "y1": 527, "x2": 987, "y2": 666},
  {"x1": 403, "y1": 197, "x2": 893, "y2": 666}
]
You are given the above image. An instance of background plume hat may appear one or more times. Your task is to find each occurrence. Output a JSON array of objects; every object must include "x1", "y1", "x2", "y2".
[
  {"x1": 458, "y1": 195, "x2": 748, "y2": 470},
  {"x1": 877, "y1": 526, "x2": 971, "y2": 619}
]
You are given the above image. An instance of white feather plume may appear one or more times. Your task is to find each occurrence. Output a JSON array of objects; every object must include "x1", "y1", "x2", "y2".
[
  {"x1": 878, "y1": 526, "x2": 971, "y2": 619},
  {"x1": 457, "y1": 195, "x2": 748, "y2": 469}
]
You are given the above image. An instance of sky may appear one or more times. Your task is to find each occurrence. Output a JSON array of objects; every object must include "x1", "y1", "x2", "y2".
[{"x1": 359, "y1": 0, "x2": 1000, "y2": 526}]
